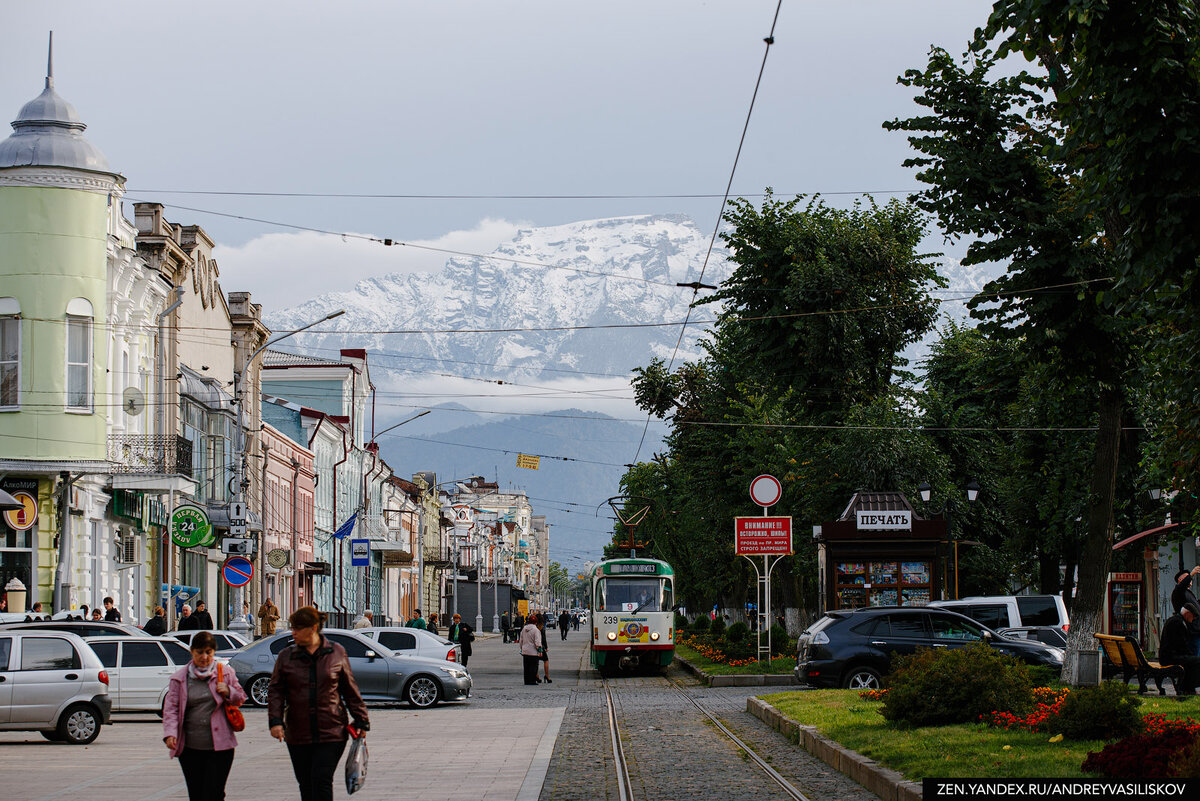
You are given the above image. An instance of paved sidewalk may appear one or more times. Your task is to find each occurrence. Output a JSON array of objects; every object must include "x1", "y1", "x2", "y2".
[{"x1": 0, "y1": 631, "x2": 588, "y2": 801}]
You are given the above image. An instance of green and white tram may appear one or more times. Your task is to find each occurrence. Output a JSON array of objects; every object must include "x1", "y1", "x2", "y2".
[{"x1": 589, "y1": 557, "x2": 675, "y2": 675}]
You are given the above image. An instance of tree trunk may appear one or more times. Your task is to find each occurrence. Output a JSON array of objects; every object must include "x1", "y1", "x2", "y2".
[{"x1": 1062, "y1": 386, "x2": 1123, "y2": 685}]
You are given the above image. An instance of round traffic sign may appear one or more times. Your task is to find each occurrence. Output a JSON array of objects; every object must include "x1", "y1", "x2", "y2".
[
  {"x1": 171, "y1": 504, "x2": 214, "y2": 548},
  {"x1": 222, "y1": 556, "x2": 254, "y2": 587},
  {"x1": 749, "y1": 474, "x2": 782, "y2": 508}
]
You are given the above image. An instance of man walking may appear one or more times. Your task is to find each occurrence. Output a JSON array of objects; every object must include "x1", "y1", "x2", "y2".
[
  {"x1": 558, "y1": 609, "x2": 570, "y2": 641},
  {"x1": 352, "y1": 609, "x2": 373, "y2": 629},
  {"x1": 191, "y1": 600, "x2": 214, "y2": 630},
  {"x1": 406, "y1": 608, "x2": 426, "y2": 630},
  {"x1": 103, "y1": 596, "x2": 121, "y2": 622},
  {"x1": 258, "y1": 597, "x2": 280, "y2": 638},
  {"x1": 501, "y1": 611, "x2": 511, "y2": 642},
  {"x1": 177, "y1": 604, "x2": 197, "y2": 631}
]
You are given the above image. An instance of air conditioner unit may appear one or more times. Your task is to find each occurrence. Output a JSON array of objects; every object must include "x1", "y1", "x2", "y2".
[{"x1": 116, "y1": 533, "x2": 140, "y2": 564}]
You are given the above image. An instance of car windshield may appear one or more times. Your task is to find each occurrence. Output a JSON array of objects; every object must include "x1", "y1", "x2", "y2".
[{"x1": 595, "y1": 578, "x2": 672, "y2": 612}]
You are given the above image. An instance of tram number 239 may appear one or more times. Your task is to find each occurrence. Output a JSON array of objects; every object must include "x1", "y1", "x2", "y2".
[{"x1": 602, "y1": 615, "x2": 620, "y2": 625}]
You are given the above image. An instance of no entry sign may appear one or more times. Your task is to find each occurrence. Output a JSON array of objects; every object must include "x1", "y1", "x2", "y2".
[
  {"x1": 734, "y1": 516, "x2": 793, "y2": 555},
  {"x1": 222, "y1": 556, "x2": 253, "y2": 587}
]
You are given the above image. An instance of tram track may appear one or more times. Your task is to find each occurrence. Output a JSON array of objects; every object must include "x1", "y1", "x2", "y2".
[{"x1": 601, "y1": 675, "x2": 812, "y2": 801}]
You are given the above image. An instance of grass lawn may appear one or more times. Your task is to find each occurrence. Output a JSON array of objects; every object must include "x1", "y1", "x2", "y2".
[
  {"x1": 675, "y1": 641, "x2": 796, "y2": 675},
  {"x1": 761, "y1": 689, "x2": 1200, "y2": 779}
]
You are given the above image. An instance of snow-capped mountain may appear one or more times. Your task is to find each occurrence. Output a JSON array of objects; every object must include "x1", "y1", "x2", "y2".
[{"x1": 267, "y1": 214, "x2": 732, "y2": 381}]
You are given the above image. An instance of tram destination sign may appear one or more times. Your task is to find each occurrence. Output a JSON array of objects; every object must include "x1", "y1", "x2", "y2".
[
  {"x1": 608, "y1": 563, "x2": 657, "y2": 574},
  {"x1": 734, "y1": 516, "x2": 793, "y2": 555}
]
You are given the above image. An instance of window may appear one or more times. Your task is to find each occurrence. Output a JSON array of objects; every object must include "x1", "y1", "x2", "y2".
[
  {"x1": 90, "y1": 641, "x2": 119, "y2": 668},
  {"x1": 0, "y1": 637, "x2": 10, "y2": 670},
  {"x1": 325, "y1": 633, "x2": 369, "y2": 658},
  {"x1": 270, "y1": 636, "x2": 295, "y2": 655},
  {"x1": 878, "y1": 614, "x2": 927, "y2": 638},
  {"x1": 966, "y1": 604, "x2": 1008, "y2": 630},
  {"x1": 65, "y1": 308, "x2": 92, "y2": 411},
  {"x1": 163, "y1": 641, "x2": 191, "y2": 665},
  {"x1": 1016, "y1": 597, "x2": 1060, "y2": 627},
  {"x1": 20, "y1": 637, "x2": 80, "y2": 670},
  {"x1": 0, "y1": 304, "x2": 19, "y2": 409},
  {"x1": 121, "y1": 641, "x2": 168, "y2": 667},
  {"x1": 379, "y1": 632, "x2": 416, "y2": 651},
  {"x1": 930, "y1": 614, "x2": 984, "y2": 641}
]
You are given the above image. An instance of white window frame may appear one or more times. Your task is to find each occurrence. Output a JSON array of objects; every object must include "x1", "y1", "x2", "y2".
[
  {"x1": 65, "y1": 313, "x2": 93, "y2": 413},
  {"x1": 0, "y1": 311, "x2": 19, "y2": 411}
]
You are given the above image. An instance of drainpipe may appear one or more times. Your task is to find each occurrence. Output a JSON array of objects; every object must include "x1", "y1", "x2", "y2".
[
  {"x1": 290, "y1": 456, "x2": 300, "y2": 616},
  {"x1": 331, "y1": 426, "x2": 349, "y2": 626},
  {"x1": 53, "y1": 472, "x2": 82, "y2": 613}
]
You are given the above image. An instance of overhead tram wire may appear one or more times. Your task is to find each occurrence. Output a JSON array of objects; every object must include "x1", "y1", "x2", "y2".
[
  {"x1": 127, "y1": 188, "x2": 919, "y2": 199},
  {"x1": 631, "y1": 0, "x2": 785, "y2": 465}
]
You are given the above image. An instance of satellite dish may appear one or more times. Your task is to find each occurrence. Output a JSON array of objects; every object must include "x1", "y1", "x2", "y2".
[{"x1": 122, "y1": 387, "x2": 146, "y2": 416}]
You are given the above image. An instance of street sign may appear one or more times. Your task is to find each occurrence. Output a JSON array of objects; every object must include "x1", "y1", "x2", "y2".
[
  {"x1": 220, "y1": 537, "x2": 254, "y2": 555},
  {"x1": 734, "y1": 516, "x2": 793, "y2": 555},
  {"x1": 222, "y1": 556, "x2": 253, "y2": 587},
  {"x1": 229, "y1": 523, "x2": 248, "y2": 536},
  {"x1": 229, "y1": 501, "x2": 247, "y2": 522},
  {"x1": 749, "y1": 474, "x2": 782, "y2": 508},
  {"x1": 350, "y1": 539, "x2": 370, "y2": 567},
  {"x1": 171, "y1": 504, "x2": 214, "y2": 548}
]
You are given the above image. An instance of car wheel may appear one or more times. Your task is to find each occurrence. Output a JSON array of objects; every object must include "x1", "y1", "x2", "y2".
[
  {"x1": 40, "y1": 730, "x2": 63, "y2": 742},
  {"x1": 56, "y1": 704, "x2": 101, "y2": 745},
  {"x1": 404, "y1": 675, "x2": 441, "y2": 709},
  {"x1": 248, "y1": 674, "x2": 271, "y2": 707},
  {"x1": 843, "y1": 666, "x2": 883, "y2": 690}
]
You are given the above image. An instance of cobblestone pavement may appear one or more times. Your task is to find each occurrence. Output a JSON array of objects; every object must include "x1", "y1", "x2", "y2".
[{"x1": 538, "y1": 647, "x2": 881, "y2": 801}]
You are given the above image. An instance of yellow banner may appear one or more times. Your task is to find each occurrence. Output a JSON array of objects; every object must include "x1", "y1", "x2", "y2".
[{"x1": 516, "y1": 453, "x2": 540, "y2": 470}]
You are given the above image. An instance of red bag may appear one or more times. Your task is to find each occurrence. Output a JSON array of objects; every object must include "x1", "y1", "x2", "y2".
[{"x1": 217, "y1": 663, "x2": 245, "y2": 732}]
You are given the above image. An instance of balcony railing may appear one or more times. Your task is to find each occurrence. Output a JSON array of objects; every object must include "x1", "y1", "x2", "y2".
[{"x1": 107, "y1": 435, "x2": 194, "y2": 478}]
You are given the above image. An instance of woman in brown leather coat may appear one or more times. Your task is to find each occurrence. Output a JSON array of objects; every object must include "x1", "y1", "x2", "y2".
[{"x1": 267, "y1": 606, "x2": 369, "y2": 801}]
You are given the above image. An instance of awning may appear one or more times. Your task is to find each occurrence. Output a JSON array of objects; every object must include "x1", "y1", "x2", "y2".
[
  {"x1": 369, "y1": 541, "x2": 411, "y2": 552},
  {"x1": 300, "y1": 561, "x2": 331, "y2": 575},
  {"x1": 1113, "y1": 522, "x2": 1185, "y2": 550}
]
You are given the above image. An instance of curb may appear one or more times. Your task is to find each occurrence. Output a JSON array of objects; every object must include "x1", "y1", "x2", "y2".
[
  {"x1": 674, "y1": 656, "x2": 798, "y2": 687},
  {"x1": 746, "y1": 697, "x2": 922, "y2": 801}
]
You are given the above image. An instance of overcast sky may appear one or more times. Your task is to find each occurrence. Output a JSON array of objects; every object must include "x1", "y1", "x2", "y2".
[{"x1": 4, "y1": 1, "x2": 996, "y2": 311}]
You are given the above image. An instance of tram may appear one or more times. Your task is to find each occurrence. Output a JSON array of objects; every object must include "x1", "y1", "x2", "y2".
[{"x1": 589, "y1": 556, "x2": 675, "y2": 675}]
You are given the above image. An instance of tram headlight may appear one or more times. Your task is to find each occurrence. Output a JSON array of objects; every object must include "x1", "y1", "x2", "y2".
[
  {"x1": 607, "y1": 632, "x2": 617, "y2": 641},
  {"x1": 650, "y1": 632, "x2": 660, "y2": 641}
]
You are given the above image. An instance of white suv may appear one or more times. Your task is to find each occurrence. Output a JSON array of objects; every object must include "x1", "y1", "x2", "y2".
[
  {"x1": 927, "y1": 595, "x2": 1069, "y2": 632},
  {"x1": 0, "y1": 630, "x2": 112, "y2": 744}
]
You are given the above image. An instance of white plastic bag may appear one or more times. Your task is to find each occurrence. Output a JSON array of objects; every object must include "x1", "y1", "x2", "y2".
[{"x1": 345, "y1": 735, "x2": 368, "y2": 795}]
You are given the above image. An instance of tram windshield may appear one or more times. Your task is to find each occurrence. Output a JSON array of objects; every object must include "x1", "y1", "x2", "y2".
[{"x1": 596, "y1": 578, "x2": 673, "y2": 612}]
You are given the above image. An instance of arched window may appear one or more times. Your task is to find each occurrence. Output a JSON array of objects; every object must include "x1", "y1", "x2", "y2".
[
  {"x1": 0, "y1": 297, "x2": 19, "y2": 410},
  {"x1": 65, "y1": 297, "x2": 93, "y2": 412}
]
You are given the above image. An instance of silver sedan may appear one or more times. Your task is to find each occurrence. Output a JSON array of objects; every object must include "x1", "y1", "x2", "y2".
[
  {"x1": 354, "y1": 626, "x2": 460, "y2": 663},
  {"x1": 227, "y1": 628, "x2": 471, "y2": 710}
]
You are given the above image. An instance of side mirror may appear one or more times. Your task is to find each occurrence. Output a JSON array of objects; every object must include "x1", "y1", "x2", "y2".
[
  {"x1": 982, "y1": 630, "x2": 993, "y2": 642},
  {"x1": 365, "y1": 650, "x2": 377, "y2": 660}
]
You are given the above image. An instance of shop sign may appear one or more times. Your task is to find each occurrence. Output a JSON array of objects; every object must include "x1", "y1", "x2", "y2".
[
  {"x1": 170, "y1": 504, "x2": 214, "y2": 548},
  {"x1": 856, "y1": 511, "x2": 911, "y2": 531},
  {"x1": 2, "y1": 490, "x2": 38, "y2": 532},
  {"x1": 734, "y1": 516, "x2": 793, "y2": 555}
]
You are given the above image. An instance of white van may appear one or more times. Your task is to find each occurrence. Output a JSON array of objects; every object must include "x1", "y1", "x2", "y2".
[{"x1": 927, "y1": 595, "x2": 1069, "y2": 632}]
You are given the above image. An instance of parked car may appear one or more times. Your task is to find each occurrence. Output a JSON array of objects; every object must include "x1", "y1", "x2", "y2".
[
  {"x1": 926, "y1": 595, "x2": 1070, "y2": 633},
  {"x1": 0, "y1": 620, "x2": 152, "y2": 638},
  {"x1": 227, "y1": 628, "x2": 471, "y2": 709},
  {"x1": 794, "y1": 606, "x2": 1065, "y2": 690},
  {"x1": 355, "y1": 627, "x2": 460, "y2": 663},
  {"x1": 0, "y1": 630, "x2": 112, "y2": 744},
  {"x1": 996, "y1": 625, "x2": 1069, "y2": 649},
  {"x1": 84, "y1": 636, "x2": 192, "y2": 713},
  {"x1": 0, "y1": 612, "x2": 54, "y2": 625},
  {"x1": 170, "y1": 630, "x2": 251, "y2": 653}
]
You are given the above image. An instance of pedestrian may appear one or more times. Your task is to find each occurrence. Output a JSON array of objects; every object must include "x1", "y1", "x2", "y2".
[
  {"x1": 513, "y1": 611, "x2": 525, "y2": 638},
  {"x1": 31, "y1": 601, "x2": 43, "y2": 613},
  {"x1": 558, "y1": 609, "x2": 570, "y2": 641},
  {"x1": 78, "y1": 603, "x2": 87, "y2": 620},
  {"x1": 144, "y1": 606, "x2": 167, "y2": 636},
  {"x1": 406, "y1": 608, "x2": 426, "y2": 630},
  {"x1": 500, "y1": 611, "x2": 511, "y2": 643},
  {"x1": 572, "y1": 612, "x2": 580, "y2": 631},
  {"x1": 538, "y1": 615, "x2": 552, "y2": 683},
  {"x1": 268, "y1": 606, "x2": 370, "y2": 801},
  {"x1": 1160, "y1": 602, "x2": 1200, "y2": 695},
  {"x1": 162, "y1": 630, "x2": 246, "y2": 801},
  {"x1": 352, "y1": 609, "x2": 373, "y2": 629},
  {"x1": 191, "y1": 601, "x2": 215, "y2": 630},
  {"x1": 519, "y1": 613, "x2": 543, "y2": 685},
  {"x1": 258, "y1": 597, "x2": 280, "y2": 638},
  {"x1": 103, "y1": 596, "x2": 122, "y2": 622},
  {"x1": 426, "y1": 612, "x2": 439, "y2": 636},
  {"x1": 242, "y1": 602, "x2": 255, "y2": 632},
  {"x1": 91, "y1": 608, "x2": 103, "y2": 621},
  {"x1": 448, "y1": 613, "x2": 474, "y2": 667},
  {"x1": 178, "y1": 604, "x2": 198, "y2": 631}
]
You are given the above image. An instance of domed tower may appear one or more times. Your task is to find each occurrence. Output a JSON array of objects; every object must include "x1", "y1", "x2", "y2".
[{"x1": 0, "y1": 33, "x2": 122, "y2": 465}]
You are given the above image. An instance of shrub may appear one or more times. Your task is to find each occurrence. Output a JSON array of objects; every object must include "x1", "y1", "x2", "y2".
[
  {"x1": 881, "y1": 642, "x2": 1034, "y2": 727},
  {"x1": 709, "y1": 616, "x2": 727, "y2": 640},
  {"x1": 690, "y1": 615, "x2": 710, "y2": 633},
  {"x1": 726, "y1": 621, "x2": 749, "y2": 643},
  {"x1": 1026, "y1": 665, "x2": 1061, "y2": 687},
  {"x1": 1083, "y1": 724, "x2": 1199, "y2": 779},
  {"x1": 770, "y1": 624, "x2": 789, "y2": 654},
  {"x1": 1168, "y1": 733, "x2": 1200, "y2": 778},
  {"x1": 674, "y1": 613, "x2": 688, "y2": 632},
  {"x1": 1055, "y1": 682, "x2": 1143, "y2": 741}
]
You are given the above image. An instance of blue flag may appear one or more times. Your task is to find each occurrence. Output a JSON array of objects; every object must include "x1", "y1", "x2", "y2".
[{"x1": 335, "y1": 512, "x2": 358, "y2": 540}]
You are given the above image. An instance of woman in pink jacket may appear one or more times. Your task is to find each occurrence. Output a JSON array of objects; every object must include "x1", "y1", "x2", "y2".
[
  {"x1": 162, "y1": 630, "x2": 247, "y2": 801},
  {"x1": 519, "y1": 613, "x2": 543, "y2": 685}
]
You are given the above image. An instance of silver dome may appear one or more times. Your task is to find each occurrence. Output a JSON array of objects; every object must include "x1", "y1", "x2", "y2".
[{"x1": 0, "y1": 76, "x2": 113, "y2": 173}]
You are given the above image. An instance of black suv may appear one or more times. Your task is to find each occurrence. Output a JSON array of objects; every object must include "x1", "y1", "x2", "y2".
[{"x1": 794, "y1": 606, "x2": 1064, "y2": 690}]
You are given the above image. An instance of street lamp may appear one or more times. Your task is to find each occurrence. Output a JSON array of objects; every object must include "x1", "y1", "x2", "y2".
[
  {"x1": 234, "y1": 308, "x2": 344, "y2": 631},
  {"x1": 917, "y1": 480, "x2": 980, "y2": 599}
]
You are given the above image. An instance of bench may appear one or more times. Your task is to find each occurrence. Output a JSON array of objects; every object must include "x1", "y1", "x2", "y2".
[{"x1": 1094, "y1": 633, "x2": 1184, "y2": 695}]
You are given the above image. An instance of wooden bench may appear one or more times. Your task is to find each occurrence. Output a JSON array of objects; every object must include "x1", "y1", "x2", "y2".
[{"x1": 1094, "y1": 633, "x2": 1184, "y2": 695}]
